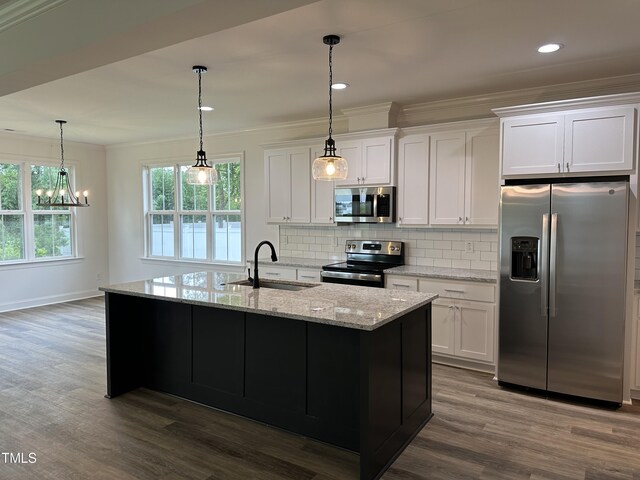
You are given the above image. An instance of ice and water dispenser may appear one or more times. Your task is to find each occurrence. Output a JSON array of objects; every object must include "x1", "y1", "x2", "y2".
[{"x1": 510, "y1": 237, "x2": 538, "y2": 281}]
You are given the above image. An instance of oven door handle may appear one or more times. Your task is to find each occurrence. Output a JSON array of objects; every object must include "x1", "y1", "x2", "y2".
[{"x1": 320, "y1": 271, "x2": 383, "y2": 282}]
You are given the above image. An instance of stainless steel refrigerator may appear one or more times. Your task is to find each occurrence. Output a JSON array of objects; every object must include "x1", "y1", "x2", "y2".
[{"x1": 499, "y1": 180, "x2": 628, "y2": 404}]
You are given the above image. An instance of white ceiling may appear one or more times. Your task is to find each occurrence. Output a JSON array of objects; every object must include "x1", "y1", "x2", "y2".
[{"x1": 2, "y1": 0, "x2": 640, "y2": 145}]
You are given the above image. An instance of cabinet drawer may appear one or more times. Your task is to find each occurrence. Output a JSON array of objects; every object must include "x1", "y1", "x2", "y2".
[
  {"x1": 419, "y1": 279, "x2": 495, "y2": 303},
  {"x1": 260, "y1": 266, "x2": 297, "y2": 281},
  {"x1": 297, "y1": 268, "x2": 321, "y2": 282},
  {"x1": 385, "y1": 276, "x2": 418, "y2": 291}
]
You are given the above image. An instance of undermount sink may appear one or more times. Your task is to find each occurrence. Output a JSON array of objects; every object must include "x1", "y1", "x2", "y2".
[{"x1": 227, "y1": 279, "x2": 318, "y2": 291}]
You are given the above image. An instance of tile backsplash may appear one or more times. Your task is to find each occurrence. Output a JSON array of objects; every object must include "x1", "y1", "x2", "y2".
[{"x1": 279, "y1": 224, "x2": 498, "y2": 271}]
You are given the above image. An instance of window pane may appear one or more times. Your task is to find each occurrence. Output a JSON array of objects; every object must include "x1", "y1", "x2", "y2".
[
  {"x1": 180, "y1": 166, "x2": 208, "y2": 211},
  {"x1": 0, "y1": 214, "x2": 24, "y2": 260},
  {"x1": 31, "y1": 165, "x2": 70, "y2": 211},
  {"x1": 180, "y1": 214, "x2": 207, "y2": 260},
  {"x1": 33, "y1": 214, "x2": 72, "y2": 258},
  {"x1": 213, "y1": 162, "x2": 241, "y2": 211},
  {"x1": 150, "y1": 214, "x2": 174, "y2": 257},
  {"x1": 0, "y1": 163, "x2": 21, "y2": 211},
  {"x1": 150, "y1": 167, "x2": 175, "y2": 210},
  {"x1": 213, "y1": 214, "x2": 241, "y2": 262}
]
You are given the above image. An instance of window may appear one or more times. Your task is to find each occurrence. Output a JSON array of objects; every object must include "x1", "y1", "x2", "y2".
[
  {"x1": 145, "y1": 156, "x2": 243, "y2": 264},
  {"x1": 0, "y1": 162, "x2": 77, "y2": 263}
]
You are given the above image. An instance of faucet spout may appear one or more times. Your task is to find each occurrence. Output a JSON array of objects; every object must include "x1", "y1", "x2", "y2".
[{"x1": 253, "y1": 240, "x2": 278, "y2": 289}]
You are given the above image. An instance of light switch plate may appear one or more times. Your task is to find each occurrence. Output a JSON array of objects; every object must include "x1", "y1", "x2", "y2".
[{"x1": 465, "y1": 241, "x2": 474, "y2": 253}]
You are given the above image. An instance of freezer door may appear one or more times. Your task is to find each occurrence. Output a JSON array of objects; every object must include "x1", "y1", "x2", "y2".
[
  {"x1": 547, "y1": 182, "x2": 627, "y2": 403},
  {"x1": 499, "y1": 184, "x2": 550, "y2": 389}
]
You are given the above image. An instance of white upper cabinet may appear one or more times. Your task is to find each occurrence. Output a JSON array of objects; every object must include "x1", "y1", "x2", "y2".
[
  {"x1": 335, "y1": 135, "x2": 394, "y2": 186},
  {"x1": 564, "y1": 106, "x2": 635, "y2": 173},
  {"x1": 502, "y1": 115, "x2": 564, "y2": 176},
  {"x1": 429, "y1": 132, "x2": 467, "y2": 225},
  {"x1": 465, "y1": 128, "x2": 500, "y2": 225},
  {"x1": 429, "y1": 126, "x2": 499, "y2": 226},
  {"x1": 334, "y1": 140, "x2": 362, "y2": 186},
  {"x1": 311, "y1": 145, "x2": 336, "y2": 225},
  {"x1": 497, "y1": 99, "x2": 638, "y2": 177},
  {"x1": 265, "y1": 147, "x2": 310, "y2": 224},
  {"x1": 397, "y1": 134, "x2": 430, "y2": 226}
]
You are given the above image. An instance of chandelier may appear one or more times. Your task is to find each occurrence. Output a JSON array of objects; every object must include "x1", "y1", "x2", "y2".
[
  {"x1": 312, "y1": 34, "x2": 348, "y2": 181},
  {"x1": 186, "y1": 65, "x2": 218, "y2": 185},
  {"x1": 35, "y1": 120, "x2": 89, "y2": 207}
]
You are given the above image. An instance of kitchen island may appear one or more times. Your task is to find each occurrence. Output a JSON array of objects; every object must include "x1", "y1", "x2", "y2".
[{"x1": 100, "y1": 271, "x2": 437, "y2": 480}]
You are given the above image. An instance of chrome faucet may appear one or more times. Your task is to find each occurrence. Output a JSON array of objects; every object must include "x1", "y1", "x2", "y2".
[{"x1": 253, "y1": 240, "x2": 278, "y2": 289}]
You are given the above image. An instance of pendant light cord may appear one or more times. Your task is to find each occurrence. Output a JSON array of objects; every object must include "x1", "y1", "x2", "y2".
[
  {"x1": 197, "y1": 69, "x2": 204, "y2": 152},
  {"x1": 328, "y1": 44, "x2": 334, "y2": 140}
]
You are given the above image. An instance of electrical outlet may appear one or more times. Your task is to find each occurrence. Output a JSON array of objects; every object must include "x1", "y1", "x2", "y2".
[{"x1": 465, "y1": 242, "x2": 474, "y2": 253}]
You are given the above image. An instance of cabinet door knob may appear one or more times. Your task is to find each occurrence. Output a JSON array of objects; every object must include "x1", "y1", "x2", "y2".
[
  {"x1": 465, "y1": 216, "x2": 469, "y2": 222},
  {"x1": 458, "y1": 217, "x2": 462, "y2": 222},
  {"x1": 329, "y1": 216, "x2": 333, "y2": 221},
  {"x1": 557, "y1": 163, "x2": 561, "y2": 172}
]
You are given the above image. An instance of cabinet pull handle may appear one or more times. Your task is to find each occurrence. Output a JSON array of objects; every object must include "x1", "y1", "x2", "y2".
[
  {"x1": 266, "y1": 272, "x2": 280, "y2": 276},
  {"x1": 329, "y1": 216, "x2": 333, "y2": 221},
  {"x1": 566, "y1": 162, "x2": 570, "y2": 172},
  {"x1": 448, "y1": 305, "x2": 455, "y2": 310},
  {"x1": 398, "y1": 217, "x2": 402, "y2": 223},
  {"x1": 465, "y1": 216, "x2": 469, "y2": 222},
  {"x1": 357, "y1": 177, "x2": 360, "y2": 182},
  {"x1": 557, "y1": 163, "x2": 561, "y2": 172},
  {"x1": 444, "y1": 288, "x2": 465, "y2": 293},
  {"x1": 458, "y1": 217, "x2": 462, "y2": 222},
  {"x1": 392, "y1": 283, "x2": 410, "y2": 288},
  {"x1": 300, "y1": 275, "x2": 315, "y2": 279}
]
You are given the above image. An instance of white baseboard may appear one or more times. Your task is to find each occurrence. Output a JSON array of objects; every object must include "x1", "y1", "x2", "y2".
[
  {"x1": 432, "y1": 353, "x2": 496, "y2": 375},
  {"x1": 0, "y1": 289, "x2": 103, "y2": 313},
  {"x1": 630, "y1": 388, "x2": 640, "y2": 401}
]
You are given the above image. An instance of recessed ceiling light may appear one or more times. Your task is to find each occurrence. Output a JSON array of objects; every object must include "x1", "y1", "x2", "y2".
[
  {"x1": 331, "y1": 82, "x2": 349, "y2": 90},
  {"x1": 199, "y1": 106, "x2": 214, "y2": 111},
  {"x1": 538, "y1": 43, "x2": 564, "y2": 53}
]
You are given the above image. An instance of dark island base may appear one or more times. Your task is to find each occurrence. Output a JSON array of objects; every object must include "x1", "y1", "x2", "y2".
[{"x1": 105, "y1": 292, "x2": 432, "y2": 480}]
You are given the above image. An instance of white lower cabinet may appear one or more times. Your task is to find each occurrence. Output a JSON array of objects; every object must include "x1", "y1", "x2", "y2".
[
  {"x1": 386, "y1": 274, "x2": 496, "y2": 368},
  {"x1": 296, "y1": 268, "x2": 321, "y2": 282},
  {"x1": 258, "y1": 265, "x2": 297, "y2": 281}
]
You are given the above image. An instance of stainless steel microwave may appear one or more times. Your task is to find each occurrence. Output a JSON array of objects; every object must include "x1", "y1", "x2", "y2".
[{"x1": 334, "y1": 186, "x2": 395, "y2": 223}]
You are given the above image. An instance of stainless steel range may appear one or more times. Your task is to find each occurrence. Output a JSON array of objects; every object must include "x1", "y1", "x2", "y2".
[{"x1": 321, "y1": 240, "x2": 404, "y2": 288}]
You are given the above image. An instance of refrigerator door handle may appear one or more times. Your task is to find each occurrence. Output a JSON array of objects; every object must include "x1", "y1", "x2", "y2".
[
  {"x1": 540, "y1": 213, "x2": 549, "y2": 315},
  {"x1": 549, "y1": 213, "x2": 558, "y2": 317}
]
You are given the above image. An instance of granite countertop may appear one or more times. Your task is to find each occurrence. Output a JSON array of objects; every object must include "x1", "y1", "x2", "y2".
[
  {"x1": 386, "y1": 265, "x2": 497, "y2": 283},
  {"x1": 100, "y1": 271, "x2": 437, "y2": 331}
]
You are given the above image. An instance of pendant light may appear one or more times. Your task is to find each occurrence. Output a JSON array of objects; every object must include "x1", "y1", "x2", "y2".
[
  {"x1": 312, "y1": 34, "x2": 348, "y2": 181},
  {"x1": 35, "y1": 120, "x2": 89, "y2": 207},
  {"x1": 186, "y1": 65, "x2": 217, "y2": 185}
]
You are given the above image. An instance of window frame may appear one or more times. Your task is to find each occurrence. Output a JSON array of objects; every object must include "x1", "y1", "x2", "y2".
[
  {"x1": 144, "y1": 153, "x2": 244, "y2": 266},
  {"x1": 0, "y1": 159, "x2": 79, "y2": 265}
]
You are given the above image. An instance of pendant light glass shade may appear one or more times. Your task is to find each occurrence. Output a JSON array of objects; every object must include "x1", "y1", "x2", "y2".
[
  {"x1": 186, "y1": 65, "x2": 217, "y2": 185},
  {"x1": 35, "y1": 120, "x2": 89, "y2": 207},
  {"x1": 313, "y1": 34, "x2": 347, "y2": 181},
  {"x1": 312, "y1": 138, "x2": 348, "y2": 180}
]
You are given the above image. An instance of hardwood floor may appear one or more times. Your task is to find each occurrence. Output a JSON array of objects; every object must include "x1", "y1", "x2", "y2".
[{"x1": 0, "y1": 296, "x2": 638, "y2": 479}]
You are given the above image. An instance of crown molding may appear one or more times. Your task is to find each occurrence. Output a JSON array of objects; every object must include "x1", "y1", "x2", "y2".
[
  {"x1": 397, "y1": 73, "x2": 640, "y2": 126},
  {"x1": 0, "y1": 0, "x2": 69, "y2": 32}
]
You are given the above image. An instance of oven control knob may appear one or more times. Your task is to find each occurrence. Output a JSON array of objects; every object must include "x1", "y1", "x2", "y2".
[{"x1": 390, "y1": 246, "x2": 396, "y2": 251}]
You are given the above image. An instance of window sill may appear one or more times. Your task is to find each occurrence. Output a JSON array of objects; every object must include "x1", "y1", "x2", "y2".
[
  {"x1": 0, "y1": 256, "x2": 85, "y2": 270},
  {"x1": 140, "y1": 257, "x2": 244, "y2": 271}
]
